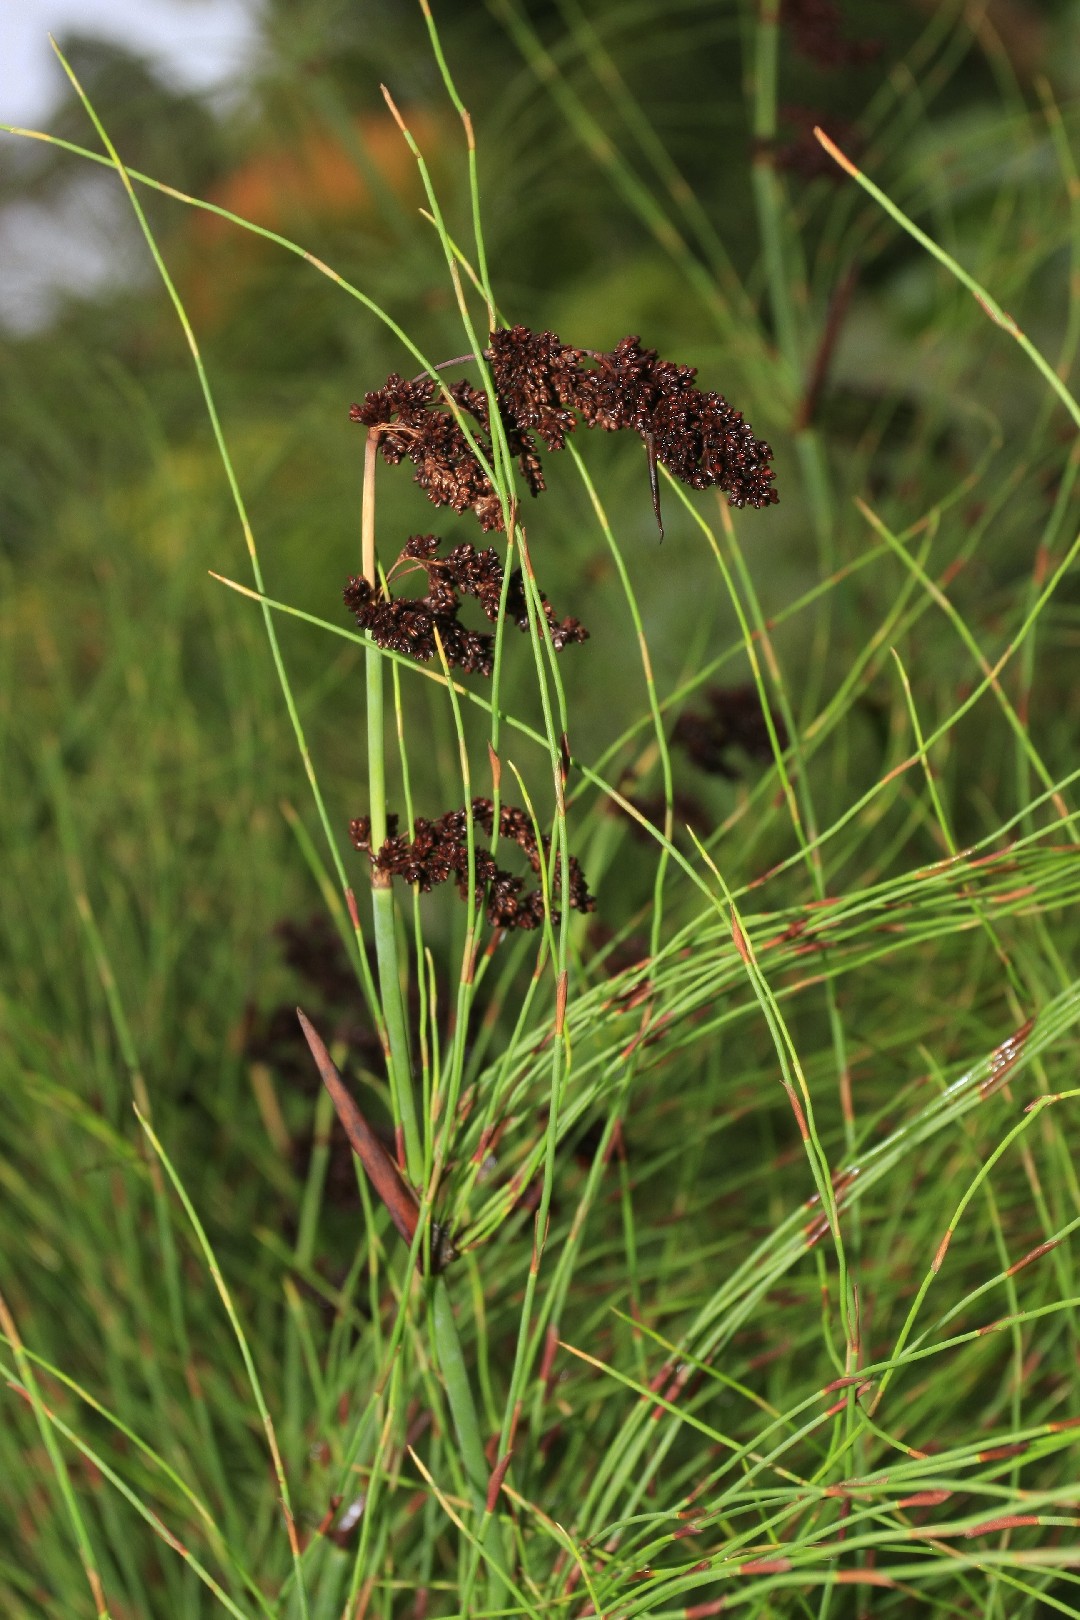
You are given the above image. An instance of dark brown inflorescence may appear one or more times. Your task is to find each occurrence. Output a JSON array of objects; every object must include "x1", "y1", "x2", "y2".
[
  {"x1": 343, "y1": 534, "x2": 587, "y2": 677},
  {"x1": 349, "y1": 376, "x2": 542, "y2": 532},
  {"x1": 486, "y1": 326, "x2": 586, "y2": 452},
  {"x1": 673, "y1": 684, "x2": 788, "y2": 779},
  {"x1": 351, "y1": 326, "x2": 778, "y2": 530},
  {"x1": 566, "y1": 333, "x2": 777, "y2": 509},
  {"x1": 350, "y1": 798, "x2": 595, "y2": 932},
  {"x1": 780, "y1": 0, "x2": 880, "y2": 69}
]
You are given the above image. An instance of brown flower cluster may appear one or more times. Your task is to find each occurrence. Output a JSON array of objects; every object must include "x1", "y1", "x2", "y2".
[
  {"x1": 351, "y1": 326, "x2": 778, "y2": 531},
  {"x1": 350, "y1": 798, "x2": 596, "y2": 932},
  {"x1": 673, "y1": 684, "x2": 788, "y2": 778},
  {"x1": 780, "y1": 0, "x2": 880, "y2": 69},
  {"x1": 349, "y1": 376, "x2": 540, "y2": 532},
  {"x1": 343, "y1": 534, "x2": 587, "y2": 677}
]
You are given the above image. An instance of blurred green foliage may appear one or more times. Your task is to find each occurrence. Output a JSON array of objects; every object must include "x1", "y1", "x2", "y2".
[{"x1": 5, "y1": 2, "x2": 1080, "y2": 1614}]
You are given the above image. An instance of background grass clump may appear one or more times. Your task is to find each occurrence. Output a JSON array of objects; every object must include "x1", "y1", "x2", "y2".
[{"x1": 4, "y1": 1, "x2": 1080, "y2": 1615}]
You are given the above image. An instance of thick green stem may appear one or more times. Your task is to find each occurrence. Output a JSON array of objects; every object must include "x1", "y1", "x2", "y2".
[
  {"x1": 370, "y1": 870, "x2": 423, "y2": 1181},
  {"x1": 363, "y1": 430, "x2": 423, "y2": 1183}
]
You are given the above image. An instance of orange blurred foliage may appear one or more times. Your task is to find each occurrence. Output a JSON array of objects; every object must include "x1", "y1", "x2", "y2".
[{"x1": 181, "y1": 106, "x2": 447, "y2": 327}]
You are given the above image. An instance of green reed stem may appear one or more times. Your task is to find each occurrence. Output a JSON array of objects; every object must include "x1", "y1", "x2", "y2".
[
  {"x1": 746, "y1": 12, "x2": 861, "y2": 1393},
  {"x1": 814, "y1": 126, "x2": 1080, "y2": 434},
  {"x1": 430, "y1": 1276, "x2": 514, "y2": 1607},
  {"x1": 567, "y1": 441, "x2": 673, "y2": 956},
  {"x1": 362, "y1": 430, "x2": 423, "y2": 1185}
]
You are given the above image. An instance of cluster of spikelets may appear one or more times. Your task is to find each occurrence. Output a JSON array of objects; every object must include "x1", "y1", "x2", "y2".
[
  {"x1": 350, "y1": 798, "x2": 595, "y2": 932},
  {"x1": 345, "y1": 325, "x2": 779, "y2": 933},
  {"x1": 343, "y1": 534, "x2": 586, "y2": 678},
  {"x1": 350, "y1": 325, "x2": 778, "y2": 533}
]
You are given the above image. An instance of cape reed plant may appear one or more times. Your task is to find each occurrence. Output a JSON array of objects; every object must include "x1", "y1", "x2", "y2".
[{"x1": 4, "y1": 3, "x2": 1080, "y2": 1618}]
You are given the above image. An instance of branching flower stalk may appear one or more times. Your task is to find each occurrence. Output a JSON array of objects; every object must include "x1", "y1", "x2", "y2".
[
  {"x1": 334, "y1": 317, "x2": 779, "y2": 1606},
  {"x1": 354, "y1": 406, "x2": 524, "y2": 1608},
  {"x1": 56, "y1": 18, "x2": 779, "y2": 1568}
]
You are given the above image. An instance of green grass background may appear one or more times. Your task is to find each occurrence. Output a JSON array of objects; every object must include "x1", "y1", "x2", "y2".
[{"x1": 4, "y1": 1, "x2": 1080, "y2": 1614}]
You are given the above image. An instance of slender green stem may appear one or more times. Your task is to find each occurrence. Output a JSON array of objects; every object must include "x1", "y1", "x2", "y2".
[
  {"x1": 136, "y1": 1112, "x2": 309, "y2": 1618},
  {"x1": 0, "y1": 1292, "x2": 109, "y2": 1617},
  {"x1": 567, "y1": 442, "x2": 673, "y2": 956},
  {"x1": 430, "y1": 1276, "x2": 513, "y2": 1604},
  {"x1": 815, "y1": 125, "x2": 1080, "y2": 433},
  {"x1": 750, "y1": 6, "x2": 836, "y2": 571},
  {"x1": 747, "y1": 11, "x2": 858, "y2": 1394},
  {"x1": 750, "y1": 9, "x2": 800, "y2": 383},
  {"x1": 362, "y1": 430, "x2": 423, "y2": 1184}
]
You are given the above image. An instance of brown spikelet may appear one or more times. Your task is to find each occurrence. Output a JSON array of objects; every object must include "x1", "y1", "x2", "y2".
[
  {"x1": 350, "y1": 798, "x2": 596, "y2": 931},
  {"x1": 351, "y1": 327, "x2": 779, "y2": 533},
  {"x1": 343, "y1": 534, "x2": 588, "y2": 675}
]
